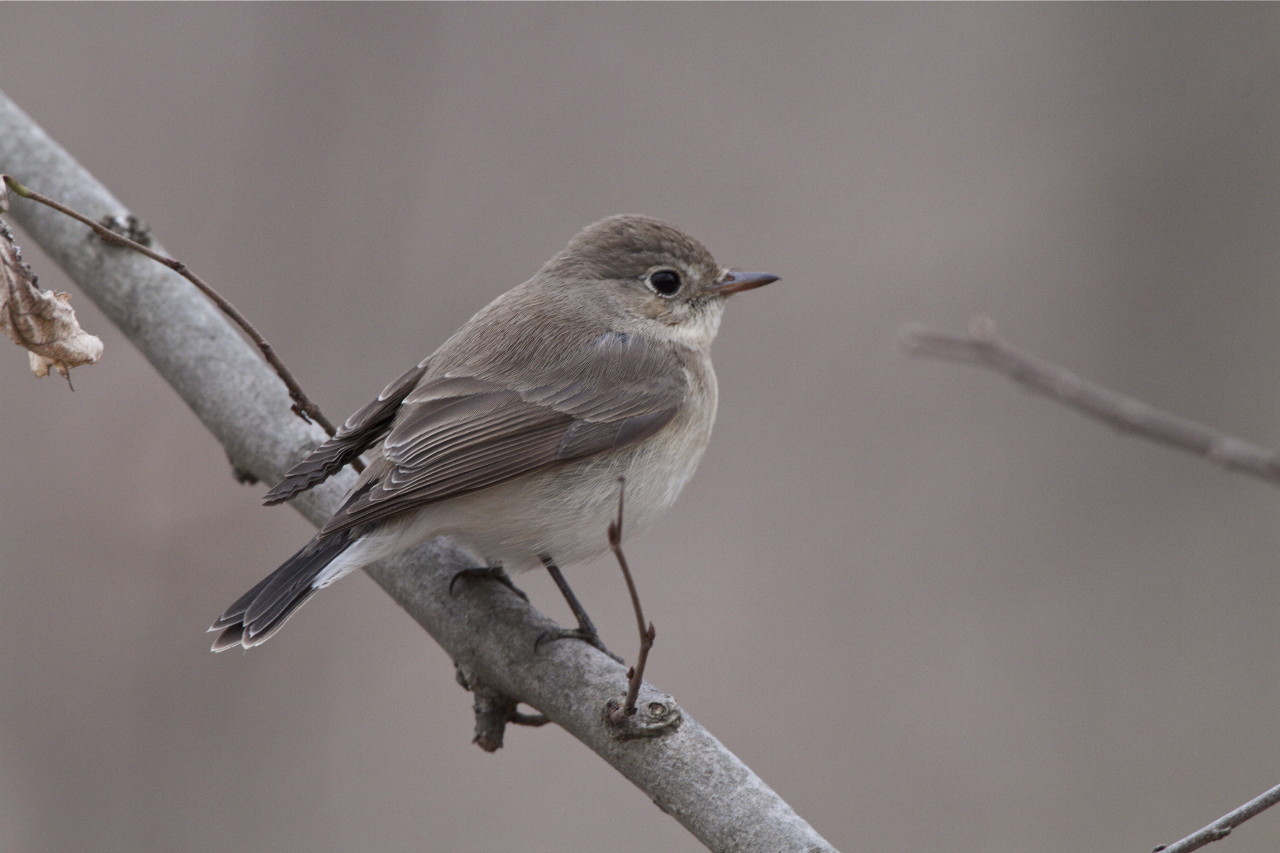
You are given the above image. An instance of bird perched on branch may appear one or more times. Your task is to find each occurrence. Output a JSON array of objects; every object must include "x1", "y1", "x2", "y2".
[{"x1": 210, "y1": 214, "x2": 777, "y2": 652}]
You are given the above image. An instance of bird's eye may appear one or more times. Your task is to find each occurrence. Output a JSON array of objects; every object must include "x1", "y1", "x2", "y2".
[{"x1": 646, "y1": 269, "x2": 682, "y2": 297}]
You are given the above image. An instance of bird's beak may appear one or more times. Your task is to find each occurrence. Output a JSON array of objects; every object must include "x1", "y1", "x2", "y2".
[{"x1": 714, "y1": 270, "x2": 780, "y2": 296}]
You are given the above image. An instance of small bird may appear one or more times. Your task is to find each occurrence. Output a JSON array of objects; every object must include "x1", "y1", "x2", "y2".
[{"x1": 210, "y1": 215, "x2": 777, "y2": 651}]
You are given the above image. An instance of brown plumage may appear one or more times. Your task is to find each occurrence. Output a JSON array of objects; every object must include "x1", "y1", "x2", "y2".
[{"x1": 211, "y1": 215, "x2": 777, "y2": 651}]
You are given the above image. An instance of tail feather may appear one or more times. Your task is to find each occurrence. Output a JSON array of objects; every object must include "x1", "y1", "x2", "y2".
[{"x1": 210, "y1": 529, "x2": 358, "y2": 651}]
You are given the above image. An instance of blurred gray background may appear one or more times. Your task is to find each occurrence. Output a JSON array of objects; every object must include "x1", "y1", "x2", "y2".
[{"x1": 3, "y1": 5, "x2": 1280, "y2": 852}]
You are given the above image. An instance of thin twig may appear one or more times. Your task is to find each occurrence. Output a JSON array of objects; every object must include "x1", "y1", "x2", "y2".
[
  {"x1": 2, "y1": 174, "x2": 344, "y2": 441},
  {"x1": 1153, "y1": 781, "x2": 1280, "y2": 853},
  {"x1": 607, "y1": 476, "x2": 656, "y2": 722},
  {"x1": 897, "y1": 319, "x2": 1280, "y2": 487}
]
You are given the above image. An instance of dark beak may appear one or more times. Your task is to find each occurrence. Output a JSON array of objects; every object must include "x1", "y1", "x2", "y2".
[{"x1": 714, "y1": 270, "x2": 780, "y2": 296}]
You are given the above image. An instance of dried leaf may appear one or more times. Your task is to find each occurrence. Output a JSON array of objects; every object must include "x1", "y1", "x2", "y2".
[{"x1": 0, "y1": 220, "x2": 103, "y2": 381}]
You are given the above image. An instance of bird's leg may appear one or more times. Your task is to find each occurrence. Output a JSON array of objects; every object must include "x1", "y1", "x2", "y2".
[
  {"x1": 536, "y1": 554, "x2": 621, "y2": 662},
  {"x1": 448, "y1": 564, "x2": 528, "y2": 601}
]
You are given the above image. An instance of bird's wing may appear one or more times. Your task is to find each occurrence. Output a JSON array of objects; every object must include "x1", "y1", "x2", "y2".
[
  {"x1": 262, "y1": 360, "x2": 430, "y2": 505},
  {"x1": 319, "y1": 331, "x2": 687, "y2": 535}
]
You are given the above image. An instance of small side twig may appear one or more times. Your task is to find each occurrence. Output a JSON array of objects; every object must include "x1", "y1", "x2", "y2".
[
  {"x1": 456, "y1": 664, "x2": 548, "y2": 753},
  {"x1": 607, "y1": 476, "x2": 656, "y2": 723},
  {"x1": 2, "y1": 174, "x2": 346, "y2": 444},
  {"x1": 897, "y1": 318, "x2": 1280, "y2": 487},
  {"x1": 1153, "y1": 781, "x2": 1280, "y2": 853}
]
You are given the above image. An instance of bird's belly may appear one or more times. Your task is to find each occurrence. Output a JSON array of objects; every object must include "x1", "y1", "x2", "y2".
[{"x1": 382, "y1": 420, "x2": 709, "y2": 574}]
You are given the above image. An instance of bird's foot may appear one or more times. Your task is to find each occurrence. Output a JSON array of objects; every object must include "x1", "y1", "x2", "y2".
[{"x1": 448, "y1": 565, "x2": 528, "y2": 601}]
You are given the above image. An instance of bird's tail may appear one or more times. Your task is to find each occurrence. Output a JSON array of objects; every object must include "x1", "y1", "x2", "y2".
[{"x1": 209, "y1": 528, "x2": 358, "y2": 652}]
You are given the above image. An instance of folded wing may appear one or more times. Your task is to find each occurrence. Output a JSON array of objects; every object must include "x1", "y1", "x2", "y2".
[
  {"x1": 266, "y1": 330, "x2": 687, "y2": 535},
  {"x1": 262, "y1": 360, "x2": 432, "y2": 505}
]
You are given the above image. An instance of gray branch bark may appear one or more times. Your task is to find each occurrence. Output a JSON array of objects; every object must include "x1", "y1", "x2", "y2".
[
  {"x1": 0, "y1": 91, "x2": 836, "y2": 853},
  {"x1": 1155, "y1": 782, "x2": 1280, "y2": 853}
]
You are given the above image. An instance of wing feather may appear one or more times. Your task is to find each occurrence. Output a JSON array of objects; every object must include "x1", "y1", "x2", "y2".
[
  {"x1": 262, "y1": 361, "x2": 430, "y2": 505},
  {"x1": 318, "y1": 331, "x2": 687, "y2": 534}
]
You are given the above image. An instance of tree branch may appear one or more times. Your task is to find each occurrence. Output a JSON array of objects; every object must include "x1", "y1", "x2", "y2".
[
  {"x1": 897, "y1": 320, "x2": 1280, "y2": 487},
  {"x1": 0, "y1": 90, "x2": 835, "y2": 853},
  {"x1": 1154, "y1": 781, "x2": 1280, "y2": 853}
]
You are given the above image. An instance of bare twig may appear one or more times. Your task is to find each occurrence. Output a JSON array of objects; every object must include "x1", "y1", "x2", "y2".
[
  {"x1": 897, "y1": 319, "x2": 1280, "y2": 486},
  {"x1": 2, "y1": 174, "x2": 345, "y2": 442},
  {"x1": 1153, "y1": 781, "x2": 1280, "y2": 853},
  {"x1": 606, "y1": 476, "x2": 656, "y2": 724}
]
